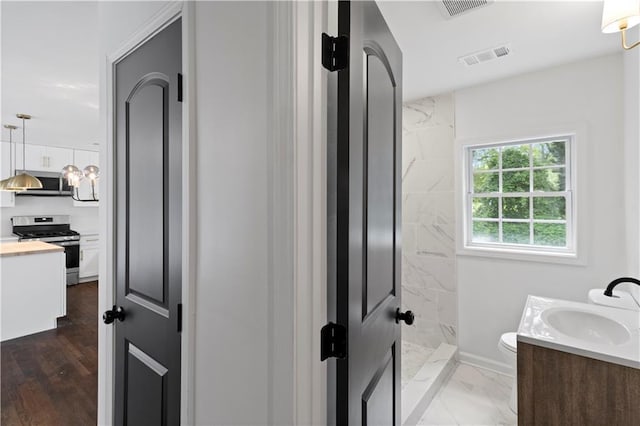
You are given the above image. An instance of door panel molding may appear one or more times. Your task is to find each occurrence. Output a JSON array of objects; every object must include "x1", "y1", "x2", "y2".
[
  {"x1": 126, "y1": 293, "x2": 170, "y2": 318},
  {"x1": 129, "y1": 343, "x2": 169, "y2": 376}
]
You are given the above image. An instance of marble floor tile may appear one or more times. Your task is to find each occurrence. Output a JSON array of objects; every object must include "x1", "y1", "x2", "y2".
[{"x1": 417, "y1": 363, "x2": 516, "y2": 426}]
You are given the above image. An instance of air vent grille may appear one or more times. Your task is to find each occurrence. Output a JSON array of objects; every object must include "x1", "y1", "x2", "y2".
[
  {"x1": 493, "y1": 46, "x2": 510, "y2": 58},
  {"x1": 438, "y1": 0, "x2": 493, "y2": 19},
  {"x1": 459, "y1": 44, "x2": 512, "y2": 67}
]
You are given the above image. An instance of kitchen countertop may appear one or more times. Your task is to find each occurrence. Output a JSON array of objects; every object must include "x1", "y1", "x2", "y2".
[
  {"x1": 518, "y1": 295, "x2": 640, "y2": 369},
  {"x1": 0, "y1": 241, "x2": 64, "y2": 257}
]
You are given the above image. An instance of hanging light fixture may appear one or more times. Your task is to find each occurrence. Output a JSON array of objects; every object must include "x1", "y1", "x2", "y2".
[
  {"x1": 61, "y1": 161, "x2": 99, "y2": 202},
  {"x1": 61, "y1": 164, "x2": 81, "y2": 186},
  {"x1": 602, "y1": 0, "x2": 640, "y2": 50},
  {"x1": 0, "y1": 124, "x2": 18, "y2": 191},
  {"x1": 5, "y1": 114, "x2": 43, "y2": 191}
]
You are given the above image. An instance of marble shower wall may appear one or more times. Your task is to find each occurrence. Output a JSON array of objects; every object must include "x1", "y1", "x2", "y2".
[{"x1": 401, "y1": 94, "x2": 457, "y2": 349}]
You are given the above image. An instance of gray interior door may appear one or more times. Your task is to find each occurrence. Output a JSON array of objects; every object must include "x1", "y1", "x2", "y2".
[
  {"x1": 112, "y1": 19, "x2": 182, "y2": 426},
  {"x1": 329, "y1": 1, "x2": 403, "y2": 424}
]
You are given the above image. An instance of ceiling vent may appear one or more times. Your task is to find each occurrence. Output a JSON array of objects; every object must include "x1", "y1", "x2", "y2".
[
  {"x1": 436, "y1": 0, "x2": 494, "y2": 19},
  {"x1": 459, "y1": 44, "x2": 512, "y2": 67}
]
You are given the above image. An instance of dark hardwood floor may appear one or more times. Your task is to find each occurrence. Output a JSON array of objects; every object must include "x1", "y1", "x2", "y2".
[{"x1": 1, "y1": 282, "x2": 98, "y2": 426}]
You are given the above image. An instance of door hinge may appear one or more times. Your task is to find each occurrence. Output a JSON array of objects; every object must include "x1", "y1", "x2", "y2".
[
  {"x1": 177, "y1": 73, "x2": 183, "y2": 102},
  {"x1": 177, "y1": 303, "x2": 183, "y2": 333},
  {"x1": 321, "y1": 322, "x2": 347, "y2": 361},
  {"x1": 322, "y1": 33, "x2": 348, "y2": 72}
]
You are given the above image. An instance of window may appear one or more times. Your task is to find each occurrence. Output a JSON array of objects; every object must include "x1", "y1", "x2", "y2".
[{"x1": 465, "y1": 136, "x2": 574, "y2": 255}]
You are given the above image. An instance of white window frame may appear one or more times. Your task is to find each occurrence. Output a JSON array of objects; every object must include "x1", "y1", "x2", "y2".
[{"x1": 456, "y1": 129, "x2": 585, "y2": 265}]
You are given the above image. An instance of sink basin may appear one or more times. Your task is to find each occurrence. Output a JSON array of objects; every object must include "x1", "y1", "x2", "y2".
[{"x1": 542, "y1": 308, "x2": 631, "y2": 345}]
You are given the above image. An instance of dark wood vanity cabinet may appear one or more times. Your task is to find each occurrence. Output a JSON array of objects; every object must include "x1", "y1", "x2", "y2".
[{"x1": 517, "y1": 341, "x2": 640, "y2": 425}]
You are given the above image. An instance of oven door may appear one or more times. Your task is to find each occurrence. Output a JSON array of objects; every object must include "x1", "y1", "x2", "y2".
[{"x1": 54, "y1": 241, "x2": 80, "y2": 285}]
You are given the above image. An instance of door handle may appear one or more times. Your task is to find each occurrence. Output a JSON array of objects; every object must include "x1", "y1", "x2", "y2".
[
  {"x1": 396, "y1": 308, "x2": 415, "y2": 325},
  {"x1": 103, "y1": 306, "x2": 125, "y2": 324}
]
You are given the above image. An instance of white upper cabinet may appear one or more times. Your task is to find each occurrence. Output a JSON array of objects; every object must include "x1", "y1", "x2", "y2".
[
  {"x1": 73, "y1": 149, "x2": 99, "y2": 207},
  {"x1": 16, "y1": 144, "x2": 74, "y2": 172},
  {"x1": 0, "y1": 142, "x2": 15, "y2": 207}
]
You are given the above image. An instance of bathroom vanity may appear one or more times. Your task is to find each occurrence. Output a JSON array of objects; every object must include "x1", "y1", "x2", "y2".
[{"x1": 516, "y1": 296, "x2": 640, "y2": 425}]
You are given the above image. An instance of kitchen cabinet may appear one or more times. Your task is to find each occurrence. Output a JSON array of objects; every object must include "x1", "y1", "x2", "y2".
[
  {"x1": 79, "y1": 233, "x2": 99, "y2": 281},
  {"x1": 0, "y1": 142, "x2": 15, "y2": 207},
  {"x1": 73, "y1": 149, "x2": 99, "y2": 207},
  {"x1": 15, "y1": 143, "x2": 74, "y2": 173},
  {"x1": 1, "y1": 242, "x2": 66, "y2": 341}
]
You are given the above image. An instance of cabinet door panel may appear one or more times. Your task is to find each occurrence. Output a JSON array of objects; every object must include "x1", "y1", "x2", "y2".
[
  {"x1": 22, "y1": 144, "x2": 46, "y2": 171},
  {"x1": 17, "y1": 144, "x2": 74, "y2": 172},
  {"x1": 46, "y1": 146, "x2": 74, "y2": 172},
  {"x1": 80, "y1": 246, "x2": 100, "y2": 278}
]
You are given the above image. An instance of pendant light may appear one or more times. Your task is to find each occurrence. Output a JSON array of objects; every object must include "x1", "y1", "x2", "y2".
[
  {"x1": 5, "y1": 114, "x2": 43, "y2": 191},
  {"x1": 0, "y1": 124, "x2": 18, "y2": 190}
]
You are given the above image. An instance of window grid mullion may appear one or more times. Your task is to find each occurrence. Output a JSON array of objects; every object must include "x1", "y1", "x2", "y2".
[
  {"x1": 529, "y1": 143, "x2": 534, "y2": 244},
  {"x1": 498, "y1": 147, "x2": 503, "y2": 243},
  {"x1": 474, "y1": 191, "x2": 569, "y2": 198}
]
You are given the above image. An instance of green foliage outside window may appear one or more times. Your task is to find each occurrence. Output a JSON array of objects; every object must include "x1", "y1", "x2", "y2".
[{"x1": 469, "y1": 140, "x2": 568, "y2": 248}]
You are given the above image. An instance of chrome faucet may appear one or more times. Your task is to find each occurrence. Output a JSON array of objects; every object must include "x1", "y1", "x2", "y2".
[{"x1": 603, "y1": 277, "x2": 640, "y2": 297}]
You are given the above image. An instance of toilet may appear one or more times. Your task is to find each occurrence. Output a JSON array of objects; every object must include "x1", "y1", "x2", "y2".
[{"x1": 498, "y1": 332, "x2": 518, "y2": 414}]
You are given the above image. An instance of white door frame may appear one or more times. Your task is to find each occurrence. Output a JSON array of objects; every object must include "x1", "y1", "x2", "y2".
[
  {"x1": 291, "y1": 1, "x2": 329, "y2": 423},
  {"x1": 271, "y1": 1, "x2": 330, "y2": 424},
  {"x1": 269, "y1": 0, "x2": 330, "y2": 423},
  {"x1": 98, "y1": 2, "x2": 196, "y2": 424}
]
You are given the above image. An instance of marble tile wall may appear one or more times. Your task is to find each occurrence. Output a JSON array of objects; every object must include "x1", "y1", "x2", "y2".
[{"x1": 402, "y1": 94, "x2": 457, "y2": 349}]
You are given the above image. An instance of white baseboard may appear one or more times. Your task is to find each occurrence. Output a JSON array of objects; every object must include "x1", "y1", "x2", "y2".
[{"x1": 459, "y1": 351, "x2": 513, "y2": 377}]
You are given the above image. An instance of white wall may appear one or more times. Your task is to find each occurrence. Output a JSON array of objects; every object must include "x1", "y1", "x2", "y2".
[
  {"x1": 192, "y1": 1, "x2": 270, "y2": 424},
  {"x1": 623, "y1": 27, "x2": 640, "y2": 304},
  {"x1": 455, "y1": 54, "x2": 627, "y2": 367}
]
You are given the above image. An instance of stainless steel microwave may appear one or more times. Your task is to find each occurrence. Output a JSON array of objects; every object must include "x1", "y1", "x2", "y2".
[{"x1": 14, "y1": 170, "x2": 73, "y2": 196}]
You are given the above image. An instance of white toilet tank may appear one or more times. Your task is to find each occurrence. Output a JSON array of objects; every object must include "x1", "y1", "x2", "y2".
[{"x1": 588, "y1": 288, "x2": 640, "y2": 311}]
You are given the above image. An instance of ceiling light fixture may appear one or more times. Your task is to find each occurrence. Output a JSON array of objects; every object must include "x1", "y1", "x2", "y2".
[
  {"x1": 5, "y1": 114, "x2": 43, "y2": 191},
  {"x1": 602, "y1": 0, "x2": 640, "y2": 50},
  {"x1": 0, "y1": 124, "x2": 18, "y2": 191}
]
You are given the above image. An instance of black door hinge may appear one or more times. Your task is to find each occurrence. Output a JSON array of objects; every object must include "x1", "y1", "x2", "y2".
[
  {"x1": 177, "y1": 303, "x2": 183, "y2": 333},
  {"x1": 321, "y1": 322, "x2": 347, "y2": 361},
  {"x1": 322, "y1": 33, "x2": 348, "y2": 72},
  {"x1": 177, "y1": 73, "x2": 183, "y2": 102}
]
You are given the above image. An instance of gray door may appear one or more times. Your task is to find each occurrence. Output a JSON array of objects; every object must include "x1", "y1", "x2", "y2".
[
  {"x1": 330, "y1": 1, "x2": 403, "y2": 424},
  {"x1": 111, "y1": 19, "x2": 182, "y2": 425}
]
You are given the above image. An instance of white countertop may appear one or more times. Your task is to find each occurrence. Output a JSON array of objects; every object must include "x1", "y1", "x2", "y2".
[{"x1": 517, "y1": 295, "x2": 640, "y2": 369}]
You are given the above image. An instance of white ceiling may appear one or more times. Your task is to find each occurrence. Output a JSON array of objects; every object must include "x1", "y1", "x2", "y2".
[
  {"x1": 0, "y1": 1, "x2": 622, "y2": 144},
  {"x1": 1, "y1": 1, "x2": 99, "y2": 149},
  {"x1": 377, "y1": 0, "x2": 621, "y2": 101}
]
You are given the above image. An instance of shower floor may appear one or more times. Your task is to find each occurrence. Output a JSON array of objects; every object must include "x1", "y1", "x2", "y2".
[
  {"x1": 402, "y1": 341, "x2": 434, "y2": 388},
  {"x1": 401, "y1": 341, "x2": 457, "y2": 425}
]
